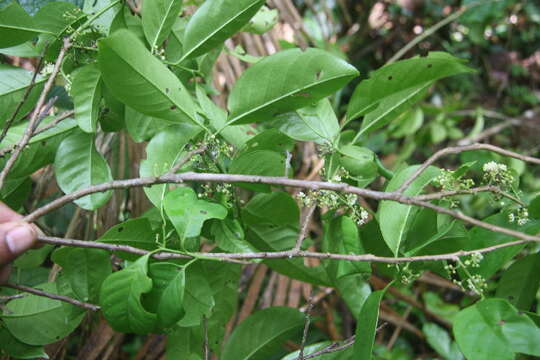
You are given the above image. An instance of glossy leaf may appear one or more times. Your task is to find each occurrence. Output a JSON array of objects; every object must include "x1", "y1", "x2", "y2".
[
  {"x1": 51, "y1": 247, "x2": 111, "y2": 303},
  {"x1": 83, "y1": 0, "x2": 118, "y2": 33},
  {"x1": 98, "y1": 29, "x2": 198, "y2": 124},
  {"x1": 54, "y1": 131, "x2": 113, "y2": 210},
  {"x1": 353, "y1": 82, "x2": 431, "y2": 141},
  {"x1": 124, "y1": 105, "x2": 170, "y2": 142},
  {"x1": 228, "y1": 48, "x2": 359, "y2": 124},
  {"x1": 181, "y1": 0, "x2": 265, "y2": 61},
  {"x1": 164, "y1": 187, "x2": 227, "y2": 243},
  {"x1": 2, "y1": 283, "x2": 84, "y2": 345},
  {"x1": 98, "y1": 218, "x2": 158, "y2": 261},
  {"x1": 211, "y1": 218, "x2": 256, "y2": 253},
  {"x1": 353, "y1": 285, "x2": 389, "y2": 359},
  {"x1": 378, "y1": 165, "x2": 441, "y2": 255},
  {"x1": 71, "y1": 63, "x2": 102, "y2": 133},
  {"x1": 144, "y1": 262, "x2": 186, "y2": 329},
  {"x1": 99, "y1": 254, "x2": 157, "y2": 334},
  {"x1": 178, "y1": 264, "x2": 215, "y2": 327},
  {"x1": 347, "y1": 52, "x2": 475, "y2": 121},
  {"x1": 142, "y1": 0, "x2": 183, "y2": 49},
  {"x1": 0, "y1": 2, "x2": 47, "y2": 48},
  {"x1": 453, "y1": 299, "x2": 540, "y2": 360},
  {"x1": 222, "y1": 307, "x2": 305, "y2": 360},
  {"x1": 139, "y1": 124, "x2": 201, "y2": 208},
  {"x1": 495, "y1": 253, "x2": 540, "y2": 310},
  {"x1": 0, "y1": 64, "x2": 45, "y2": 127},
  {"x1": 271, "y1": 99, "x2": 340, "y2": 145}
]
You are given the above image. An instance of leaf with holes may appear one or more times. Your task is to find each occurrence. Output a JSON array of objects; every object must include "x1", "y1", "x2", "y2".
[
  {"x1": 347, "y1": 52, "x2": 474, "y2": 122},
  {"x1": 98, "y1": 29, "x2": 199, "y2": 125},
  {"x1": 228, "y1": 48, "x2": 358, "y2": 124},
  {"x1": 164, "y1": 187, "x2": 227, "y2": 244}
]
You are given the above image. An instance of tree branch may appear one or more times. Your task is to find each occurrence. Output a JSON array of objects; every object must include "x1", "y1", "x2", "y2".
[
  {"x1": 0, "y1": 39, "x2": 72, "y2": 189},
  {"x1": 25, "y1": 172, "x2": 540, "y2": 244},
  {"x1": 37, "y1": 234, "x2": 534, "y2": 264},
  {"x1": 293, "y1": 205, "x2": 316, "y2": 252},
  {"x1": 1, "y1": 282, "x2": 100, "y2": 312}
]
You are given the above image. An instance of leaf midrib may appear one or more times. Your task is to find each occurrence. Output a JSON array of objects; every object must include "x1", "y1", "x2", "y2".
[
  {"x1": 104, "y1": 43, "x2": 195, "y2": 122},
  {"x1": 228, "y1": 73, "x2": 354, "y2": 124},
  {"x1": 242, "y1": 322, "x2": 302, "y2": 360},
  {"x1": 181, "y1": 0, "x2": 263, "y2": 62}
]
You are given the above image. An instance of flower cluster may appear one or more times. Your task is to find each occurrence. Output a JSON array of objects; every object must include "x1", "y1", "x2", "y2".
[
  {"x1": 433, "y1": 168, "x2": 475, "y2": 192},
  {"x1": 398, "y1": 265, "x2": 421, "y2": 285},
  {"x1": 200, "y1": 183, "x2": 233, "y2": 207},
  {"x1": 295, "y1": 191, "x2": 369, "y2": 226},
  {"x1": 482, "y1": 161, "x2": 513, "y2": 188},
  {"x1": 444, "y1": 253, "x2": 487, "y2": 295},
  {"x1": 508, "y1": 207, "x2": 529, "y2": 226}
]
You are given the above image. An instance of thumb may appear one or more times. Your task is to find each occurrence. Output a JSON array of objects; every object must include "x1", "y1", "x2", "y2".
[{"x1": 0, "y1": 222, "x2": 37, "y2": 266}]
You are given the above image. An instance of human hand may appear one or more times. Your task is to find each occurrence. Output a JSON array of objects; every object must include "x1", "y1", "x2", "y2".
[{"x1": 0, "y1": 202, "x2": 37, "y2": 282}]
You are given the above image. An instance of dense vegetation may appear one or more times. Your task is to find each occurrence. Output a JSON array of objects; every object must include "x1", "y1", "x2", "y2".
[{"x1": 1, "y1": 0, "x2": 540, "y2": 359}]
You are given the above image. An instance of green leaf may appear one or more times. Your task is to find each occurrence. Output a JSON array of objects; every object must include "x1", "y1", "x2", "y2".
[
  {"x1": 378, "y1": 165, "x2": 441, "y2": 255},
  {"x1": 529, "y1": 194, "x2": 540, "y2": 219},
  {"x1": 54, "y1": 131, "x2": 113, "y2": 210},
  {"x1": 347, "y1": 52, "x2": 475, "y2": 121},
  {"x1": 99, "y1": 254, "x2": 158, "y2": 334},
  {"x1": 222, "y1": 307, "x2": 305, "y2": 360},
  {"x1": 228, "y1": 48, "x2": 358, "y2": 124},
  {"x1": 211, "y1": 218, "x2": 256, "y2": 253},
  {"x1": 353, "y1": 82, "x2": 431, "y2": 140},
  {"x1": 465, "y1": 214, "x2": 540, "y2": 279},
  {"x1": 144, "y1": 262, "x2": 186, "y2": 329},
  {"x1": 139, "y1": 124, "x2": 201, "y2": 208},
  {"x1": 2, "y1": 283, "x2": 85, "y2": 345},
  {"x1": 98, "y1": 29, "x2": 198, "y2": 124},
  {"x1": 0, "y1": 64, "x2": 45, "y2": 127},
  {"x1": 280, "y1": 341, "x2": 354, "y2": 359},
  {"x1": 71, "y1": 63, "x2": 102, "y2": 133},
  {"x1": 338, "y1": 144, "x2": 378, "y2": 187},
  {"x1": 423, "y1": 323, "x2": 463, "y2": 360},
  {"x1": 181, "y1": 0, "x2": 265, "y2": 61},
  {"x1": 495, "y1": 254, "x2": 540, "y2": 310},
  {"x1": 83, "y1": 0, "x2": 118, "y2": 33},
  {"x1": 178, "y1": 264, "x2": 215, "y2": 327},
  {"x1": 51, "y1": 247, "x2": 111, "y2": 303},
  {"x1": 195, "y1": 84, "x2": 254, "y2": 148},
  {"x1": 98, "y1": 218, "x2": 157, "y2": 261},
  {"x1": 454, "y1": 299, "x2": 540, "y2": 360},
  {"x1": 164, "y1": 187, "x2": 227, "y2": 244},
  {"x1": 271, "y1": 99, "x2": 340, "y2": 145},
  {"x1": 352, "y1": 285, "x2": 389, "y2": 359},
  {"x1": 0, "y1": 2, "x2": 47, "y2": 48},
  {"x1": 243, "y1": 191, "x2": 299, "y2": 228},
  {"x1": 142, "y1": 0, "x2": 183, "y2": 49},
  {"x1": 242, "y1": 5, "x2": 278, "y2": 35},
  {"x1": 0, "y1": 326, "x2": 48, "y2": 359},
  {"x1": 124, "y1": 105, "x2": 170, "y2": 142},
  {"x1": 323, "y1": 215, "x2": 371, "y2": 282}
]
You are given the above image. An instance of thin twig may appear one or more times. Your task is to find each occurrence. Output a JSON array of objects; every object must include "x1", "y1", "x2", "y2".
[
  {"x1": 202, "y1": 315, "x2": 209, "y2": 360},
  {"x1": 396, "y1": 143, "x2": 540, "y2": 194},
  {"x1": 386, "y1": 0, "x2": 495, "y2": 64},
  {"x1": 2, "y1": 282, "x2": 100, "y2": 311},
  {"x1": 293, "y1": 206, "x2": 316, "y2": 252},
  {"x1": 0, "y1": 50, "x2": 48, "y2": 145},
  {"x1": 0, "y1": 110, "x2": 75, "y2": 157},
  {"x1": 168, "y1": 144, "x2": 207, "y2": 174},
  {"x1": 24, "y1": 171, "x2": 540, "y2": 244},
  {"x1": 0, "y1": 39, "x2": 71, "y2": 189},
  {"x1": 300, "y1": 324, "x2": 387, "y2": 359},
  {"x1": 416, "y1": 185, "x2": 525, "y2": 206},
  {"x1": 36, "y1": 234, "x2": 535, "y2": 264},
  {"x1": 298, "y1": 296, "x2": 315, "y2": 360}
]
